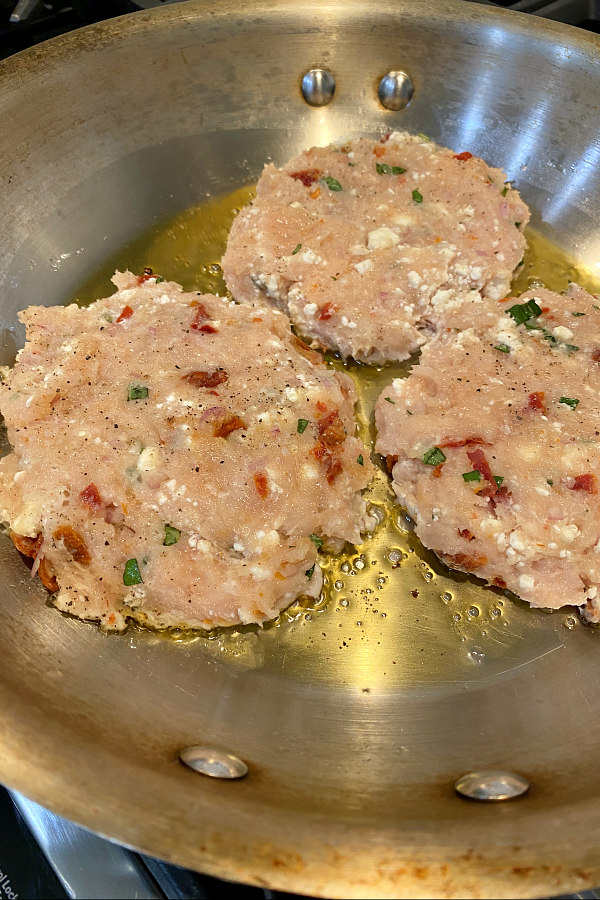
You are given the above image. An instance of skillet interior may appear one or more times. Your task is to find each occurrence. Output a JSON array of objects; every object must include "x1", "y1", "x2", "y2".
[{"x1": 2, "y1": 1, "x2": 600, "y2": 897}]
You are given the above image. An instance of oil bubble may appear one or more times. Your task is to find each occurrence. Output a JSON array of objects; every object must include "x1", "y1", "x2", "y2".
[
  {"x1": 377, "y1": 576, "x2": 387, "y2": 585},
  {"x1": 468, "y1": 606, "x2": 480, "y2": 618},
  {"x1": 334, "y1": 580, "x2": 344, "y2": 591},
  {"x1": 490, "y1": 607, "x2": 501, "y2": 619},
  {"x1": 442, "y1": 591, "x2": 452, "y2": 602},
  {"x1": 355, "y1": 559, "x2": 365, "y2": 570},
  {"x1": 452, "y1": 613, "x2": 461, "y2": 622},
  {"x1": 468, "y1": 647, "x2": 485, "y2": 663},
  {"x1": 388, "y1": 549, "x2": 403, "y2": 566},
  {"x1": 564, "y1": 614, "x2": 577, "y2": 629},
  {"x1": 340, "y1": 598, "x2": 349, "y2": 608},
  {"x1": 341, "y1": 562, "x2": 351, "y2": 574}
]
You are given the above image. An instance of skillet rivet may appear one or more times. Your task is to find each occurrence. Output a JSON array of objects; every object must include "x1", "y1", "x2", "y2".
[
  {"x1": 179, "y1": 746, "x2": 248, "y2": 780},
  {"x1": 454, "y1": 770, "x2": 530, "y2": 801},
  {"x1": 301, "y1": 68, "x2": 335, "y2": 107},
  {"x1": 378, "y1": 70, "x2": 414, "y2": 111}
]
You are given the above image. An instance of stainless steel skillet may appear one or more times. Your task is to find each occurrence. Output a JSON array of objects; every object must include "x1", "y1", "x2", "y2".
[{"x1": 2, "y1": 1, "x2": 600, "y2": 897}]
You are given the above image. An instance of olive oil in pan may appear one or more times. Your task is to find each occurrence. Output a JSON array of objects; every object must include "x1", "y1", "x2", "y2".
[{"x1": 74, "y1": 190, "x2": 600, "y2": 689}]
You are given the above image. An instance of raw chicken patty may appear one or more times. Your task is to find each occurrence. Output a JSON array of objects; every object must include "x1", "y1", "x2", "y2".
[
  {"x1": 222, "y1": 132, "x2": 530, "y2": 363},
  {"x1": 375, "y1": 284, "x2": 600, "y2": 620},
  {"x1": 0, "y1": 272, "x2": 375, "y2": 631}
]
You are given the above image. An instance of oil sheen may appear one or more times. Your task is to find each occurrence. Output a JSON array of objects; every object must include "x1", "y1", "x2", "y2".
[{"x1": 74, "y1": 188, "x2": 600, "y2": 689}]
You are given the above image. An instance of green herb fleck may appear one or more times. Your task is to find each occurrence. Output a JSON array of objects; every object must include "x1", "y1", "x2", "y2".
[
  {"x1": 494, "y1": 476, "x2": 504, "y2": 487},
  {"x1": 163, "y1": 525, "x2": 181, "y2": 546},
  {"x1": 127, "y1": 383, "x2": 149, "y2": 401},
  {"x1": 502, "y1": 185, "x2": 509, "y2": 197},
  {"x1": 155, "y1": 275, "x2": 166, "y2": 283},
  {"x1": 564, "y1": 343, "x2": 579, "y2": 353},
  {"x1": 494, "y1": 343, "x2": 511, "y2": 353},
  {"x1": 310, "y1": 533, "x2": 324, "y2": 548},
  {"x1": 547, "y1": 478, "x2": 554, "y2": 486},
  {"x1": 571, "y1": 311, "x2": 585, "y2": 317},
  {"x1": 376, "y1": 162, "x2": 406, "y2": 175},
  {"x1": 384, "y1": 396, "x2": 395, "y2": 404},
  {"x1": 348, "y1": 162, "x2": 357, "y2": 167},
  {"x1": 462, "y1": 470, "x2": 481, "y2": 483},
  {"x1": 515, "y1": 221, "x2": 522, "y2": 228},
  {"x1": 559, "y1": 397, "x2": 579, "y2": 409},
  {"x1": 292, "y1": 243, "x2": 302, "y2": 255},
  {"x1": 594, "y1": 305, "x2": 600, "y2": 311},
  {"x1": 422, "y1": 447, "x2": 446, "y2": 466},
  {"x1": 417, "y1": 133, "x2": 431, "y2": 142},
  {"x1": 123, "y1": 558, "x2": 143, "y2": 586},
  {"x1": 305, "y1": 564, "x2": 315, "y2": 580},
  {"x1": 322, "y1": 175, "x2": 342, "y2": 191},
  {"x1": 297, "y1": 418, "x2": 309, "y2": 434},
  {"x1": 412, "y1": 189, "x2": 423, "y2": 203},
  {"x1": 507, "y1": 298, "x2": 542, "y2": 325},
  {"x1": 406, "y1": 409, "x2": 413, "y2": 416},
  {"x1": 357, "y1": 454, "x2": 364, "y2": 466}
]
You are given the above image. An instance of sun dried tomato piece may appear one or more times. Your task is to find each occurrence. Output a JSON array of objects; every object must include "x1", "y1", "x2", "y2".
[
  {"x1": 52, "y1": 526, "x2": 91, "y2": 566},
  {"x1": 289, "y1": 168, "x2": 320, "y2": 187},
  {"x1": 326, "y1": 458, "x2": 343, "y2": 485},
  {"x1": 571, "y1": 474, "x2": 597, "y2": 494},
  {"x1": 213, "y1": 414, "x2": 246, "y2": 439},
  {"x1": 116, "y1": 305, "x2": 133, "y2": 323},
  {"x1": 491, "y1": 485, "x2": 512, "y2": 503},
  {"x1": 137, "y1": 267, "x2": 155, "y2": 285},
  {"x1": 453, "y1": 151, "x2": 473, "y2": 161},
  {"x1": 492, "y1": 576, "x2": 507, "y2": 588},
  {"x1": 183, "y1": 369, "x2": 228, "y2": 388},
  {"x1": 444, "y1": 551, "x2": 487, "y2": 572},
  {"x1": 253, "y1": 472, "x2": 269, "y2": 499},
  {"x1": 386, "y1": 455, "x2": 398, "y2": 472},
  {"x1": 10, "y1": 531, "x2": 42, "y2": 558},
  {"x1": 318, "y1": 301, "x2": 338, "y2": 321},
  {"x1": 467, "y1": 448, "x2": 497, "y2": 496},
  {"x1": 80, "y1": 483, "x2": 103, "y2": 512},
  {"x1": 190, "y1": 302, "x2": 218, "y2": 333},
  {"x1": 373, "y1": 146, "x2": 386, "y2": 158},
  {"x1": 318, "y1": 411, "x2": 346, "y2": 448},
  {"x1": 432, "y1": 463, "x2": 444, "y2": 478},
  {"x1": 527, "y1": 391, "x2": 546, "y2": 413},
  {"x1": 459, "y1": 528, "x2": 475, "y2": 541},
  {"x1": 37, "y1": 557, "x2": 58, "y2": 592}
]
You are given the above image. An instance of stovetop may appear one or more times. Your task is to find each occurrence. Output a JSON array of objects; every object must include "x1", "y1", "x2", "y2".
[{"x1": 1, "y1": 1, "x2": 600, "y2": 898}]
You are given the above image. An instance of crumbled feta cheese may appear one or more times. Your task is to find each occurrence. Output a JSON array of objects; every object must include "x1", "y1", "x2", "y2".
[
  {"x1": 519, "y1": 574, "x2": 535, "y2": 592},
  {"x1": 353, "y1": 259, "x2": 373, "y2": 274},
  {"x1": 553, "y1": 325, "x2": 574, "y2": 341},
  {"x1": 367, "y1": 226, "x2": 400, "y2": 251}
]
